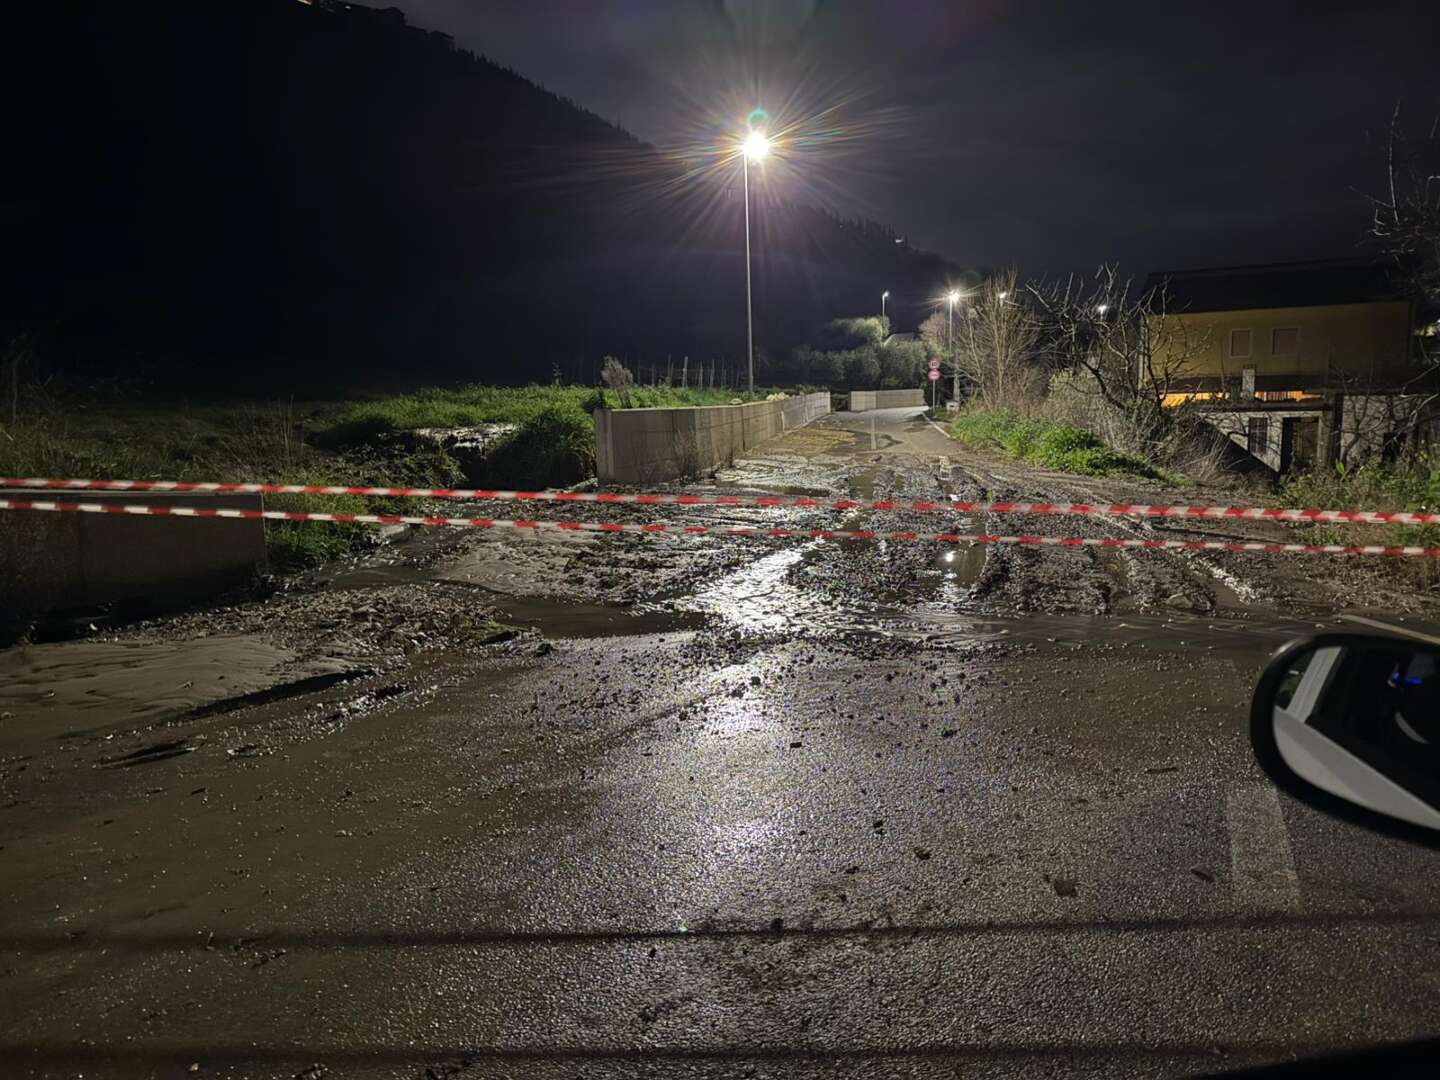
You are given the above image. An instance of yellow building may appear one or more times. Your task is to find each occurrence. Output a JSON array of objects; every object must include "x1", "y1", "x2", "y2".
[
  {"x1": 1145, "y1": 258, "x2": 1418, "y2": 404},
  {"x1": 1143, "y1": 259, "x2": 1432, "y2": 473}
]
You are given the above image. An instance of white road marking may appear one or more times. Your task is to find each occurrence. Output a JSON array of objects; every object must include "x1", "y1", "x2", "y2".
[
  {"x1": 1226, "y1": 784, "x2": 1302, "y2": 912},
  {"x1": 1339, "y1": 613, "x2": 1440, "y2": 647}
]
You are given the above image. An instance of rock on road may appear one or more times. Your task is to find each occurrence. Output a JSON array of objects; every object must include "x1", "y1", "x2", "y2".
[{"x1": 3, "y1": 405, "x2": 1440, "y2": 1079}]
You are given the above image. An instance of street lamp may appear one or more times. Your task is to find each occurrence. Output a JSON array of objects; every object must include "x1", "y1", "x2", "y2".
[
  {"x1": 740, "y1": 127, "x2": 770, "y2": 396},
  {"x1": 881, "y1": 290, "x2": 890, "y2": 322},
  {"x1": 946, "y1": 290, "x2": 961, "y2": 408}
]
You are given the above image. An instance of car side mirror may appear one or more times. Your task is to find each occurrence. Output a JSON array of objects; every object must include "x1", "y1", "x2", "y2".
[{"x1": 1251, "y1": 633, "x2": 1440, "y2": 846}]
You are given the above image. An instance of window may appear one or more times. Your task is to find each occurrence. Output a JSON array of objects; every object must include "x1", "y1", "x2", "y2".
[
  {"x1": 1271, "y1": 327, "x2": 1299, "y2": 356},
  {"x1": 1247, "y1": 416, "x2": 1269, "y2": 457},
  {"x1": 1229, "y1": 328, "x2": 1252, "y2": 358}
]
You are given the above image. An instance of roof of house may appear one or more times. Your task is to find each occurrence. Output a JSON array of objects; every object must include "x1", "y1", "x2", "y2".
[{"x1": 1144, "y1": 257, "x2": 1409, "y2": 314}]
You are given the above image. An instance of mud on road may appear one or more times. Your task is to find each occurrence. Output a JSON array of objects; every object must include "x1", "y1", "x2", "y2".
[
  {"x1": 8, "y1": 406, "x2": 1431, "y2": 770},
  {"x1": 5, "y1": 406, "x2": 1440, "y2": 1079},
  {"x1": 193, "y1": 409, "x2": 1440, "y2": 639}
]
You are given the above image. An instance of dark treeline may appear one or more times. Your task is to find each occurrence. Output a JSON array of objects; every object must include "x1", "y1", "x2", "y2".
[{"x1": 0, "y1": 1, "x2": 961, "y2": 392}]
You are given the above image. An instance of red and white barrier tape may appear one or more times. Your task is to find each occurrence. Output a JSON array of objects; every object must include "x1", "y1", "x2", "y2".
[
  {"x1": 2, "y1": 476, "x2": 1435, "y2": 526},
  {"x1": 3, "y1": 498, "x2": 1437, "y2": 557}
]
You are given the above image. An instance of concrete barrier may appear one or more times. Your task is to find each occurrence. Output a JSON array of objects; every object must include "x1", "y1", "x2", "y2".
[
  {"x1": 0, "y1": 490, "x2": 268, "y2": 616},
  {"x1": 849, "y1": 388, "x2": 925, "y2": 411},
  {"x1": 595, "y1": 392, "x2": 831, "y2": 484}
]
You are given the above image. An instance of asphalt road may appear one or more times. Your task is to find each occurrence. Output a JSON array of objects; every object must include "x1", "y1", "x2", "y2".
[{"x1": 4, "y1": 406, "x2": 1440, "y2": 1079}]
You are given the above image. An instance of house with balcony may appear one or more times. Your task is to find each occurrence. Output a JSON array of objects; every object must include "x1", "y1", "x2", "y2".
[{"x1": 1143, "y1": 258, "x2": 1433, "y2": 473}]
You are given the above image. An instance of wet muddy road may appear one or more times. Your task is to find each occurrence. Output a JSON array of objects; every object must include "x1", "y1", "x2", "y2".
[{"x1": 4, "y1": 407, "x2": 1440, "y2": 1078}]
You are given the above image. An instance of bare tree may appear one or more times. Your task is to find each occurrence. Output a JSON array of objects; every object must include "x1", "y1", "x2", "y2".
[
  {"x1": 1360, "y1": 104, "x2": 1440, "y2": 455},
  {"x1": 946, "y1": 271, "x2": 1040, "y2": 409},
  {"x1": 1370, "y1": 104, "x2": 1440, "y2": 346},
  {"x1": 1025, "y1": 266, "x2": 1210, "y2": 458}
]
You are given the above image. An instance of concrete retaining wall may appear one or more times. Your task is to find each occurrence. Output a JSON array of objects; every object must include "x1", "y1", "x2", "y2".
[
  {"x1": 850, "y1": 388, "x2": 925, "y2": 411},
  {"x1": 595, "y1": 392, "x2": 831, "y2": 484},
  {"x1": 1, "y1": 491, "x2": 268, "y2": 615}
]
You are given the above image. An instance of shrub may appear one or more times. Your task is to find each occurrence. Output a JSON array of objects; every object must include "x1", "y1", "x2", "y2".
[
  {"x1": 483, "y1": 400, "x2": 596, "y2": 489},
  {"x1": 949, "y1": 408, "x2": 1170, "y2": 482},
  {"x1": 265, "y1": 481, "x2": 374, "y2": 570},
  {"x1": 1281, "y1": 456, "x2": 1440, "y2": 557}
]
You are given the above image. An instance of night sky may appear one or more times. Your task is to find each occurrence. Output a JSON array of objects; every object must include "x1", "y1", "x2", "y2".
[{"x1": 405, "y1": 0, "x2": 1439, "y2": 278}]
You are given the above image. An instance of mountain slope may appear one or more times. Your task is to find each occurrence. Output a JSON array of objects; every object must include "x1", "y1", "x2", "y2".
[{"x1": 1, "y1": 0, "x2": 960, "y2": 387}]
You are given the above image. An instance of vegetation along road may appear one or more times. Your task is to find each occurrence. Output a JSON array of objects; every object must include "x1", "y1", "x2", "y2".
[{"x1": 4, "y1": 404, "x2": 1440, "y2": 1078}]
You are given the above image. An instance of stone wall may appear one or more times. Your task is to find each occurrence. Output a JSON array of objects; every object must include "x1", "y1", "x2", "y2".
[
  {"x1": 595, "y1": 392, "x2": 831, "y2": 485},
  {"x1": 849, "y1": 388, "x2": 925, "y2": 411}
]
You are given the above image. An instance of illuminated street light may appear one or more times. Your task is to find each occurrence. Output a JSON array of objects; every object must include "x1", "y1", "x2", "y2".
[
  {"x1": 742, "y1": 129, "x2": 771, "y2": 162},
  {"x1": 997, "y1": 290, "x2": 1010, "y2": 300},
  {"x1": 1095, "y1": 303, "x2": 1110, "y2": 315},
  {"x1": 882, "y1": 290, "x2": 890, "y2": 321},
  {"x1": 739, "y1": 123, "x2": 772, "y2": 396}
]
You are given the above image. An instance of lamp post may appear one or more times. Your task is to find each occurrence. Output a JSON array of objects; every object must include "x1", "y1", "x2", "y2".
[
  {"x1": 946, "y1": 290, "x2": 960, "y2": 406},
  {"x1": 741, "y1": 128, "x2": 770, "y2": 397},
  {"x1": 881, "y1": 290, "x2": 889, "y2": 323}
]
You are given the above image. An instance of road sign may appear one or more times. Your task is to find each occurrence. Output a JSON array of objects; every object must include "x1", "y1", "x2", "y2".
[
  {"x1": 928, "y1": 369, "x2": 940, "y2": 381},
  {"x1": 927, "y1": 358, "x2": 940, "y2": 370}
]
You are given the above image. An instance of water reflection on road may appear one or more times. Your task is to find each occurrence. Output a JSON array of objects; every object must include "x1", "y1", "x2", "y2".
[{"x1": 651, "y1": 534, "x2": 1332, "y2": 656}]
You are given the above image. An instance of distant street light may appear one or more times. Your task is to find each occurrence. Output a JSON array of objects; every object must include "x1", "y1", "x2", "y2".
[
  {"x1": 1095, "y1": 303, "x2": 1109, "y2": 315},
  {"x1": 997, "y1": 290, "x2": 1009, "y2": 300},
  {"x1": 946, "y1": 290, "x2": 961, "y2": 407},
  {"x1": 881, "y1": 290, "x2": 890, "y2": 322},
  {"x1": 740, "y1": 126, "x2": 771, "y2": 396}
]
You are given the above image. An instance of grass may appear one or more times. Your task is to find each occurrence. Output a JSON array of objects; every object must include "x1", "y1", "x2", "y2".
[
  {"x1": 948, "y1": 408, "x2": 1174, "y2": 482},
  {"x1": 1, "y1": 381, "x2": 806, "y2": 572},
  {"x1": 0, "y1": 390, "x2": 464, "y2": 570},
  {"x1": 1280, "y1": 458, "x2": 1440, "y2": 578},
  {"x1": 317, "y1": 384, "x2": 784, "y2": 445}
]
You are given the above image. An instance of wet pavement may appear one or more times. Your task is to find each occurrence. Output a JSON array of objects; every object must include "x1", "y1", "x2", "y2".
[{"x1": 4, "y1": 406, "x2": 1440, "y2": 1078}]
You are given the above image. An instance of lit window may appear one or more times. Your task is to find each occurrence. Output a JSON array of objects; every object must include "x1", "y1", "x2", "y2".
[
  {"x1": 1271, "y1": 327, "x2": 1299, "y2": 356},
  {"x1": 1229, "y1": 329, "x2": 1252, "y2": 358}
]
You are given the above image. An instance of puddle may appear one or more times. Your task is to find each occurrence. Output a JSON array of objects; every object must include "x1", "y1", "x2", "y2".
[
  {"x1": 489, "y1": 595, "x2": 704, "y2": 639},
  {"x1": 651, "y1": 537, "x2": 1336, "y2": 655},
  {"x1": 673, "y1": 545, "x2": 827, "y2": 635},
  {"x1": 324, "y1": 549, "x2": 704, "y2": 639},
  {"x1": 938, "y1": 542, "x2": 987, "y2": 590}
]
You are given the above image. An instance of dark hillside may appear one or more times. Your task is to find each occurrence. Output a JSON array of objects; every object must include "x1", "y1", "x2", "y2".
[{"x1": 1, "y1": 1, "x2": 960, "y2": 388}]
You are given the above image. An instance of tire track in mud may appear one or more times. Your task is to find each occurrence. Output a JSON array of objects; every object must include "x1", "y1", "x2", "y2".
[
  {"x1": 947, "y1": 459, "x2": 1222, "y2": 617},
  {"x1": 940, "y1": 455, "x2": 1431, "y2": 619}
]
